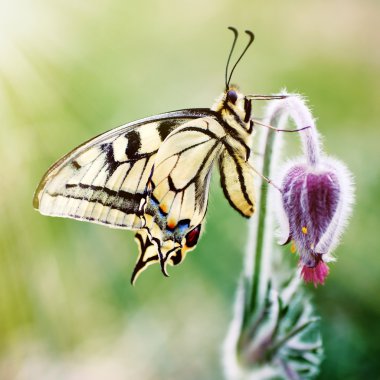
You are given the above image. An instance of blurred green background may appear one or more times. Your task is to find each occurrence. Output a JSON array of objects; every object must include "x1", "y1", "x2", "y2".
[{"x1": 1, "y1": 0, "x2": 379, "y2": 379}]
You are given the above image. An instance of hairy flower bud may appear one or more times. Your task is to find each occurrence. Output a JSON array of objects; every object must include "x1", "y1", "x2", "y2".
[
  {"x1": 270, "y1": 95, "x2": 354, "y2": 286},
  {"x1": 278, "y1": 157, "x2": 353, "y2": 286},
  {"x1": 279, "y1": 158, "x2": 353, "y2": 286}
]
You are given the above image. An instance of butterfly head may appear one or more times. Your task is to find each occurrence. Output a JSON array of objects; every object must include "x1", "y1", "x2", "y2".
[
  {"x1": 211, "y1": 27, "x2": 256, "y2": 132},
  {"x1": 212, "y1": 87, "x2": 253, "y2": 131},
  {"x1": 225, "y1": 87, "x2": 252, "y2": 121}
]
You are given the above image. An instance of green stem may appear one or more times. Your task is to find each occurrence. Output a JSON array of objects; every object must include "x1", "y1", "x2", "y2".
[{"x1": 248, "y1": 123, "x2": 278, "y2": 318}]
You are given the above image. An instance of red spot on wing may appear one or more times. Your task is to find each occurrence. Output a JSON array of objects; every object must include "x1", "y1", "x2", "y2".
[{"x1": 185, "y1": 225, "x2": 201, "y2": 248}]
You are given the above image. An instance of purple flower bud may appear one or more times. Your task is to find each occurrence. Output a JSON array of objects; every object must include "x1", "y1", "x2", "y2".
[
  {"x1": 280, "y1": 164, "x2": 337, "y2": 285},
  {"x1": 265, "y1": 94, "x2": 354, "y2": 287},
  {"x1": 277, "y1": 157, "x2": 354, "y2": 287}
]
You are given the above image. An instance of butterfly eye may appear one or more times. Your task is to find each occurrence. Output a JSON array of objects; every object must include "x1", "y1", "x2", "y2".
[
  {"x1": 226, "y1": 90, "x2": 238, "y2": 104},
  {"x1": 185, "y1": 225, "x2": 201, "y2": 248}
]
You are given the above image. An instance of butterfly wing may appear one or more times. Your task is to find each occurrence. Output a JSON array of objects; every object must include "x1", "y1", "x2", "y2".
[
  {"x1": 131, "y1": 116, "x2": 227, "y2": 282},
  {"x1": 34, "y1": 106, "x2": 256, "y2": 283},
  {"x1": 132, "y1": 230, "x2": 159, "y2": 282},
  {"x1": 218, "y1": 147, "x2": 255, "y2": 218},
  {"x1": 34, "y1": 109, "x2": 213, "y2": 230}
]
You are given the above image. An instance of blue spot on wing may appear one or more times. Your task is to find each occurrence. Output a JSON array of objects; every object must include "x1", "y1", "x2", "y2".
[
  {"x1": 177, "y1": 219, "x2": 190, "y2": 233},
  {"x1": 173, "y1": 219, "x2": 191, "y2": 241}
]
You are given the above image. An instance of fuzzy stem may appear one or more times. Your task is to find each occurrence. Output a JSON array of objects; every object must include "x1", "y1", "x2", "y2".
[
  {"x1": 247, "y1": 123, "x2": 276, "y2": 316},
  {"x1": 243, "y1": 95, "x2": 317, "y2": 326},
  {"x1": 278, "y1": 95, "x2": 322, "y2": 167},
  {"x1": 243, "y1": 108, "x2": 287, "y2": 328},
  {"x1": 244, "y1": 94, "x2": 324, "y2": 322}
]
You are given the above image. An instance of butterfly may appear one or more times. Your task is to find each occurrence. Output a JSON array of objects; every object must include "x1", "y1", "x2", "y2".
[{"x1": 33, "y1": 27, "x2": 286, "y2": 284}]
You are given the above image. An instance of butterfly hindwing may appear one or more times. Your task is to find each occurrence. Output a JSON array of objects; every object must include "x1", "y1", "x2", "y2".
[
  {"x1": 132, "y1": 231, "x2": 159, "y2": 284},
  {"x1": 34, "y1": 110, "x2": 213, "y2": 229},
  {"x1": 132, "y1": 224, "x2": 202, "y2": 284},
  {"x1": 137, "y1": 117, "x2": 226, "y2": 277},
  {"x1": 150, "y1": 117, "x2": 226, "y2": 225}
]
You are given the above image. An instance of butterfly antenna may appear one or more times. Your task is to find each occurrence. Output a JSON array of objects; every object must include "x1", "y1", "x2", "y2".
[
  {"x1": 225, "y1": 26, "x2": 239, "y2": 90},
  {"x1": 227, "y1": 30, "x2": 255, "y2": 88}
]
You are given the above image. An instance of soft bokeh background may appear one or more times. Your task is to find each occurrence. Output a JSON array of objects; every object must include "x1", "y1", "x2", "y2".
[{"x1": 1, "y1": 0, "x2": 379, "y2": 379}]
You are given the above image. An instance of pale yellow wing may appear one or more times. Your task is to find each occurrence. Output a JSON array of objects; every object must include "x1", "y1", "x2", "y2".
[
  {"x1": 33, "y1": 110, "x2": 212, "y2": 229},
  {"x1": 132, "y1": 116, "x2": 226, "y2": 279}
]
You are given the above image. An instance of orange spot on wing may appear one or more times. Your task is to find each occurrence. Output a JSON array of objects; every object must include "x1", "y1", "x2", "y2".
[
  {"x1": 160, "y1": 203, "x2": 168, "y2": 214},
  {"x1": 167, "y1": 219, "x2": 176, "y2": 229}
]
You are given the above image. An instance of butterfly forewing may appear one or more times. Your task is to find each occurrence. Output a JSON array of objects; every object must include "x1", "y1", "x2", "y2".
[{"x1": 34, "y1": 110, "x2": 213, "y2": 230}]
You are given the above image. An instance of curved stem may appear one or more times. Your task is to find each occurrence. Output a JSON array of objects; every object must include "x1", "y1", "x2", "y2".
[{"x1": 248, "y1": 122, "x2": 277, "y2": 315}]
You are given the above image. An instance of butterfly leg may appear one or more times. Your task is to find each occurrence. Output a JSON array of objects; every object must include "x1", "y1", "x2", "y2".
[
  {"x1": 252, "y1": 119, "x2": 311, "y2": 133},
  {"x1": 247, "y1": 161, "x2": 282, "y2": 192}
]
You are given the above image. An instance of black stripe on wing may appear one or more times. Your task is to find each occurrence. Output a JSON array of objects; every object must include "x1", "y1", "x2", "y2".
[
  {"x1": 34, "y1": 108, "x2": 217, "y2": 209},
  {"x1": 218, "y1": 147, "x2": 255, "y2": 218},
  {"x1": 34, "y1": 109, "x2": 221, "y2": 229}
]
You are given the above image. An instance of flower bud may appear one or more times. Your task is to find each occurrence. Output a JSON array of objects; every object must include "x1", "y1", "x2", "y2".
[
  {"x1": 264, "y1": 94, "x2": 355, "y2": 287},
  {"x1": 278, "y1": 157, "x2": 354, "y2": 286}
]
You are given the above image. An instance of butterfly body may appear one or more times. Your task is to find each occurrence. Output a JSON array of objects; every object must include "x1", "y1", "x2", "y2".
[
  {"x1": 34, "y1": 27, "x2": 276, "y2": 283},
  {"x1": 34, "y1": 87, "x2": 257, "y2": 283}
]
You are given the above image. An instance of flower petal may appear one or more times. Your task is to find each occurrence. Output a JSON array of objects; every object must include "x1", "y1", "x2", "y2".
[{"x1": 300, "y1": 261, "x2": 329, "y2": 287}]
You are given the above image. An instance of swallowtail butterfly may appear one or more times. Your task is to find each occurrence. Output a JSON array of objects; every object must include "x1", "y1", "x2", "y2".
[{"x1": 33, "y1": 28, "x2": 285, "y2": 284}]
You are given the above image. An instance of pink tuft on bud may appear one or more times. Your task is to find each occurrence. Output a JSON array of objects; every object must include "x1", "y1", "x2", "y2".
[{"x1": 300, "y1": 261, "x2": 329, "y2": 287}]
